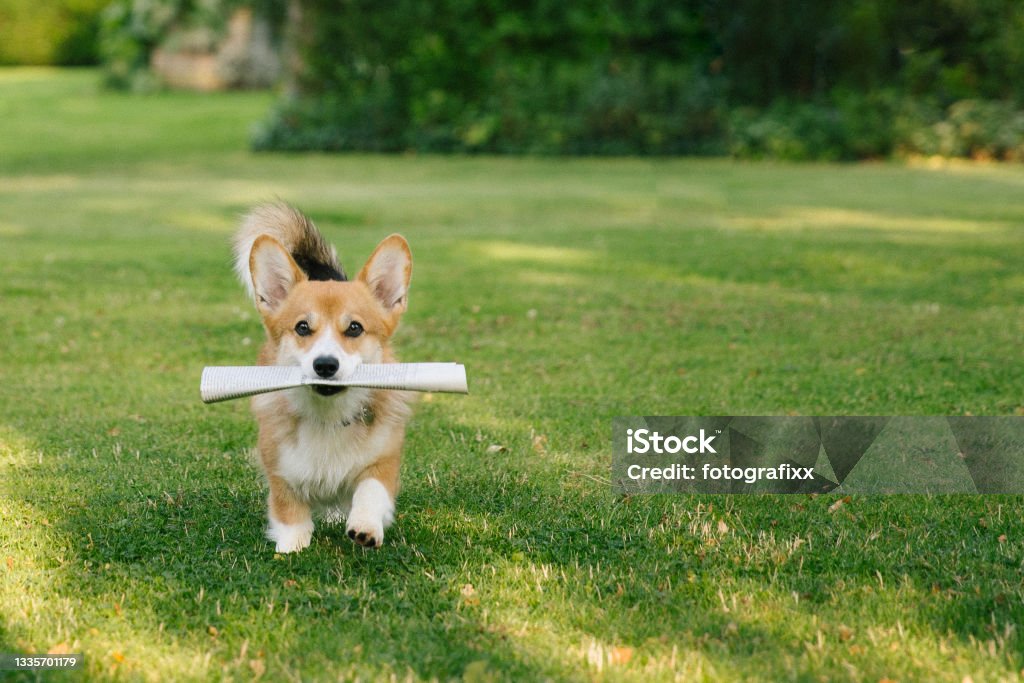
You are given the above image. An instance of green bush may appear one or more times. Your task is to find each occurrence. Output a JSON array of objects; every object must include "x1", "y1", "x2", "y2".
[
  {"x1": 99, "y1": 0, "x2": 178, "y2": 90},
  {"x1": 254, "y1": 58, "x2": 728, "y2": 156},
  {"x1": 254, "y1": 0, "x2": 1024, "y2": 160},
  {"x1": 728, "y1": 103, "x2": 842, "y2": 162},
  {"x1": 99, "y1": 0, "x2": 284, "y2": 90},
  {"x1": 727, "y1": 91, "x2": 913, "y2": 161},
  {"x1": 725, "y1": 93, "x2": 1024, "y2": 162},
  {"x1": 902, "y1": 99, "x2": 1024, "y2": 161},
  {"x1": 0, "y1": 0, "x2": 108, "y2": 65},
  {"x1": 941, "y1": 100, "x2": 1024, "y2": 160},
  {"x1": 254, "y1": 0, "x2": 725, "y2": 155}
]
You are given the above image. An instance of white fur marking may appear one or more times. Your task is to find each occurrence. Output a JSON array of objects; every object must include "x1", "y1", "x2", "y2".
[
  {"x1": 275, "y1": 404, "x2": 397, "y2": 505},
  {"x1": 234, "y1": 235, "x2": 260, "y2": 300},
  {"x1": 346, "y1": 478, "x2": 394, "y2": 545},
  {"x1": 301, "y1": 330, "x2": 361, "y2": 380},
  {"x1": 267, "y1": 516, "x2": 314, "y2": 553}
]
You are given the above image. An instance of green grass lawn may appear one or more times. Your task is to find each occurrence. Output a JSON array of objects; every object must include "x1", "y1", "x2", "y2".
[{"x1": 1, "y1": 68, "x2": 1023, "y2": 681}]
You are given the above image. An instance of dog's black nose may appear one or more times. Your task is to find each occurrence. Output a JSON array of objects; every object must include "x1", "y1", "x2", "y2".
[{"x1": 313, "y1": 356, "x2": 339, "y2": 378}]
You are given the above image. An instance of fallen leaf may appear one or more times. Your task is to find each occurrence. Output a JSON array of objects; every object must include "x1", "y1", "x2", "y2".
[
  {"x1": 531, "y1": 433, "x2": 548, "y2": 454},
  {"x1": 208, "y1": 626, "x2": 218, "y2": 637},
  {"x1": 47, "y1": 642, "x2": 71, "y2": 655},
  {"x1": 609, "y1": 646, "x2": 634, "y2": 665},
  {"x1": 5, "y1": 556, "x2": 12, "y2": 570},
  {"x1": 283, "y1": 579, "x2": 298, "y2": 588},
  {"x1": 717, "y1": 519, "x2": 729, "y2": 534},
  {"x1": 838, "y1": 625, "x2": 854, "y2": 641},
  {"x1": 460, "y1": 583, "x2": 479, "y2": 606},
  {"x1": 249, "y1": 659, "x2": 265, "y2": 678},
  {"x1": 111, "y1": 651, "x2": 125, "y2": 663},
  {"x1": 485, "y1": 444, "x2": 507, "y2": 454},
  {"x1": 828, "y1": 496, "x2": 851, "y2": 513},
  {"x1": 998, "y1": 534, "x2": 1007, "y2": 544},
  {"x1": 107, "y1": 427, "x2": 121, "y2": 437}
]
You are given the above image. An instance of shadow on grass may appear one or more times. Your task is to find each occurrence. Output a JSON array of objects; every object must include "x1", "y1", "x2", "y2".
[{"x1": 3, "y1": 406, "x2": 1024, "y2": 679}]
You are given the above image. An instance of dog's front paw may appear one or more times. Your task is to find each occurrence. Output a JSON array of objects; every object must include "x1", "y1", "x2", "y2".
[
  {"x1": 346, "y1": 519, "x2": 384, "y2": 548},
  {"x1": 268, "y1": 517, "x2": 314, "y2": 553},
  {"x1": 346, "y1": 478, "x2": 393, "y2": 549}
]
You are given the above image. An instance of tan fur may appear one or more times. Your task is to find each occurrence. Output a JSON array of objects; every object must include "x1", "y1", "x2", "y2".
[
  {"x1": 355, "y1": 450, "x2": 402, "y2": 499},
  {"x1": 234, "y1": 203, "x2": 342, "y2": 301},
  {"x1": 267, "y1": 473, "x2": 311, "y2": 526},
  {"x1": 236, "y1": 204, "x2": 413, "y2": 551}
]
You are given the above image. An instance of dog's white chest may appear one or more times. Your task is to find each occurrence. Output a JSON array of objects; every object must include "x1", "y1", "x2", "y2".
[{"x1": 277, "y1": 421, "x2": 384, "y2": 504}]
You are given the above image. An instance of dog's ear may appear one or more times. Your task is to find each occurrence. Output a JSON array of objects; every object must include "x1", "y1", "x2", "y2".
[
  {"x1": 249, "y1": 235, "x2": 306, "y2": 316},
  {"x1": 358, "y1": 234, "x2": 412, "y2": 316}
]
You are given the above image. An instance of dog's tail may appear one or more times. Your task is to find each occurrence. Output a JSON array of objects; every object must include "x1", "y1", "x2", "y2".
[{"x1": 233, "y1": 203, "x2": 345, "y2": 300}]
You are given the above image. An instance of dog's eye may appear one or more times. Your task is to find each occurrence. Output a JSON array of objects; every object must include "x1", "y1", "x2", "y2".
[
  {"x1": 294, "y1": 320, "x2": 312, "y2": 336},
  {"x1": 345, "y1": 321, "x2": 364, "y2": 338}
]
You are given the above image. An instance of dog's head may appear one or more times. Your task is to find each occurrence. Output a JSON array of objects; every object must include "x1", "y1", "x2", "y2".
[{"x1": 248, "y1": 234, "x2": 412, "y2": 395}]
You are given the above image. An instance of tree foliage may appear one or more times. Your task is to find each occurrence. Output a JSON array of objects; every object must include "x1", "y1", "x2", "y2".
[
  {"x1": 0, "y1": 0, "x2": 109, "y2": 65},
  {"x1": 253, "y1": 0, "x2": 1024, "y2": 158},
  {"x1": 98, "y1": 0, "x2": 285, "y2": 90}
]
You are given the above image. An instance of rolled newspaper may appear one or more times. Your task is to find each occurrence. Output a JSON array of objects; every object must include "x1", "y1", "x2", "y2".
[{"x1": 201, "y1": 363, "x2": 468, "y2": 404}]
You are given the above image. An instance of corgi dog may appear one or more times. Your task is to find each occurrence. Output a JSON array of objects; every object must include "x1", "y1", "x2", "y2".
[{"x1": 233, "y1": 203, "x2": 413, "y2": 552}]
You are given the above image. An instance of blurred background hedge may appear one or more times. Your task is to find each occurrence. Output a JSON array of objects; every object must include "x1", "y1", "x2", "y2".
[
  {"x1": 0, "y1": 0, "x2": 109, "y2": 65},
  {"x1": 100, "y1": 0, "x2": 284, "y2": 91},
  {"x1": 6, "y1": 0, "x2": 1024, "y2": 160},
  {"x1": 253, "y1": 0, "x2": 1024, "y2": 159}
]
